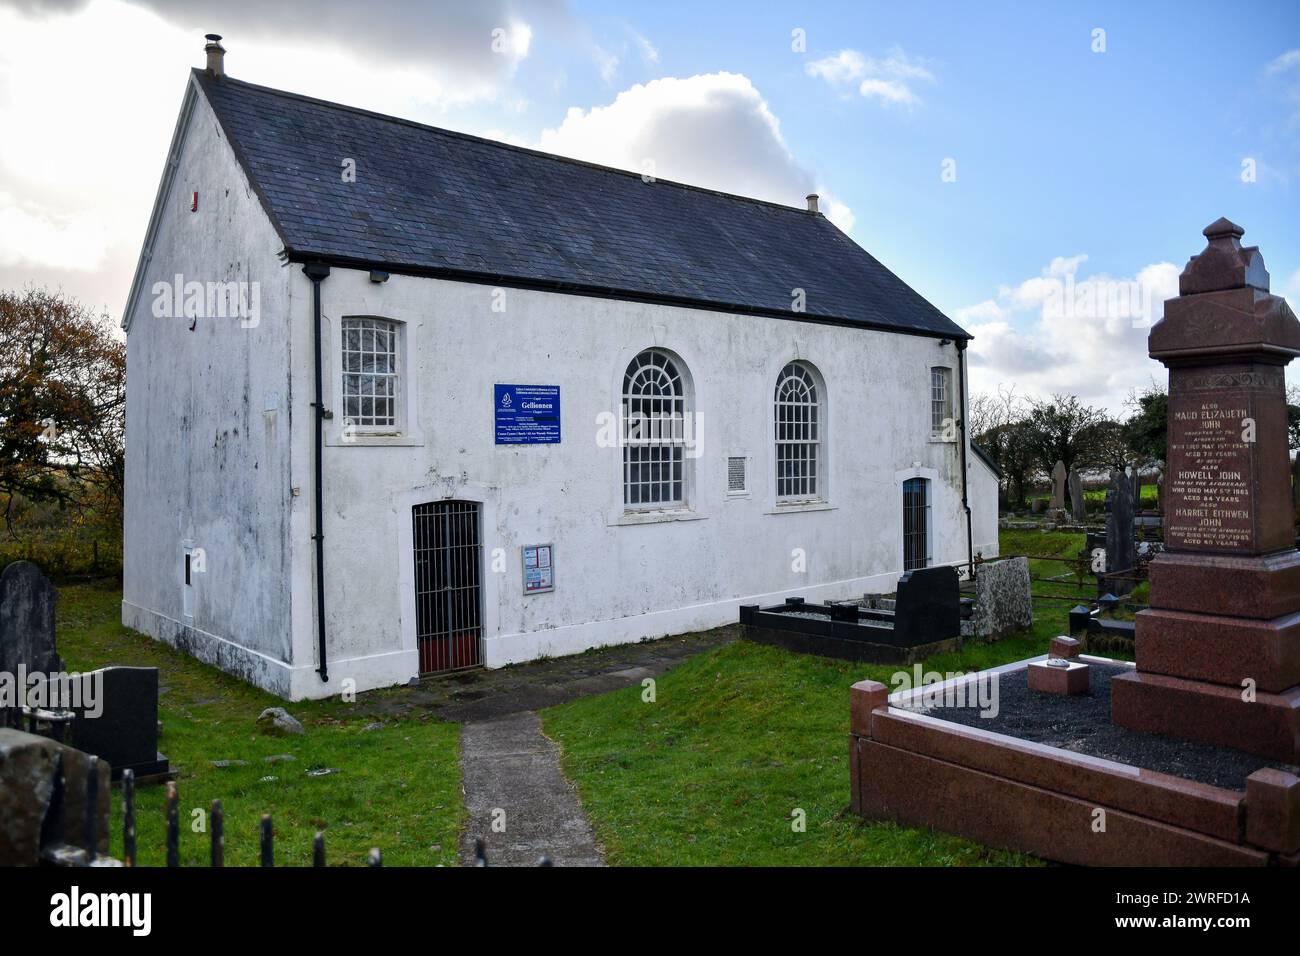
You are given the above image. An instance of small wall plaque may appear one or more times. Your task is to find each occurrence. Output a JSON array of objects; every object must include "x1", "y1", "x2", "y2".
[{"x1": 522, "y1": 544, "x2": 554, "y2": 594}]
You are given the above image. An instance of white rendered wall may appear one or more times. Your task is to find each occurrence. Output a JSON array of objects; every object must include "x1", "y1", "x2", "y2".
[
  {"x1": 122, "y1": 83, "x2": 302, "y2": 696},
  {"x1": 295, "y1": 266, "x2": 996, "y2": 698}
]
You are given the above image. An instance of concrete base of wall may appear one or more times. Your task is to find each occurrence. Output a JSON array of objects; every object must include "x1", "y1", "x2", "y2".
[
  {"x1": 121, "y1": 601, "x2": 418, "y2": 701},
  {"x1": 126, "y1": 569, "x2": 915, "y2": 699}
]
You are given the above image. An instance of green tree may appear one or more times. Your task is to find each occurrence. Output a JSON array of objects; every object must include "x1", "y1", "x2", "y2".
[
  {"x1": 1023, "y1": 394, "x2": 1116, "y2": 478},
  {"x1": 970, "y1": 386, "x2": 1037, "y2": 507},
  {"x1": 1121, "y1": 386, "x2": 1168, "y2": 465},
  {"x1": 976, "y1": 419, "x2": 1038, "y2": 507}
]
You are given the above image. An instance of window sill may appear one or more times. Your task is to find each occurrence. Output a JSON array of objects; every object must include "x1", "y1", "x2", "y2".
[
  {"x1": 611, "y1": 508, "x2": 707, "y2": 526},
  {"x1": 929, "y1": 435, "x2": 957, "y2": 444},
  {"x1": 765, "y1": 500, "x2": 834, "y2": 515},
  {"x1": 326, "y1": 431, "x2": 424, "y2": 447}
]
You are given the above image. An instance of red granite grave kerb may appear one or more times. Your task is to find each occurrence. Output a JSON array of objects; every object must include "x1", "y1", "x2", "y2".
[{"x1": 850, "y1": 652, "x2": 1299, "y2": 864}]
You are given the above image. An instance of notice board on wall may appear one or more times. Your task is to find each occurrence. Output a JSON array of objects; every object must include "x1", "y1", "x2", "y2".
[
  {"x1": 522, "y1": 544, "x2": 554, "y2": 594},
  {"x1": 494, "y1": 384, "x2": 560, "y2": 445}
]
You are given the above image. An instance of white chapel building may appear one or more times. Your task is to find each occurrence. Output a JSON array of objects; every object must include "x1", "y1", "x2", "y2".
[{"x1": 121, "y1": 39, "x2": 1000, "y2": 700}]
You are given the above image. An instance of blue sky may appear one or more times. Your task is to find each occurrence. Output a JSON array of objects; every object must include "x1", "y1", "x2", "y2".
[{"x1": 1, "y1": 0, "x2": 1297, "y2": 408}]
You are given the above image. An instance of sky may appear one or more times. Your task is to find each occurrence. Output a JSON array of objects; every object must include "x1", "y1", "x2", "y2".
[{"x1": 0, "y1": 0, "x2": 1297, "y2": 413}]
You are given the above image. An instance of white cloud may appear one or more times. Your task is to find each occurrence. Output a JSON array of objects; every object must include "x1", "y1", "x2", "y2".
[
  {"x1": 80, "y1": 0, "x2": 546, "y2": 80},
  {"x1": 963, "y1": 257, "x2": 1181, "y2": 413},
  {"x1": 594, "y1": 46, "x2": 619, "y2": 83},
  {"x1": 805, "y1": 50, "x2": 868, "y2": 86},
  {"x1": 805, "y1": 46, "x2": 935, "y2": 108},
  {"x1": 634, "y1": 33, "x2": 659, "y2": 65},
  {"x1": 1264, "y1": 48, "x2": 1300, "y2": 127},
  {"x1": 536, "y1": 72, "x2": 855, "y2": 231},
  {"x1": 0, "y1": 0, "x2": 548, "y2": 314},
  {"x1": 1266, "y1": 49, "x2": 1300, "y2": 76},
  {"x1": 0, "y1": 193, "x2": 110, "y2": 270},
  {"x1": 857, "y1": 79, "x2": 919, "y2": 108},
  {"x1": 953, "y1": 299, "x2": 1006, "y2": 323}
]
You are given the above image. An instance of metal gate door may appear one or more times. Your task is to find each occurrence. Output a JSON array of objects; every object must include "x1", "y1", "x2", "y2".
[
  {"x1": 902, "y1": 477, "x2": 930, "y2": 572},
  {"x1": 412, "y1": 501, "x2": 483, "y2": 673}
]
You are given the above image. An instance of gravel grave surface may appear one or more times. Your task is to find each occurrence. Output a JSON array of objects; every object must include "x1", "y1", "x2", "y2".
[{"x1": 921, "y1": 662, "x2": 1296, "y2": 790}]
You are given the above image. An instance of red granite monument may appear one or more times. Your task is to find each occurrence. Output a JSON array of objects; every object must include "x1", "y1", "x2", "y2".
[
  {"x1": 1110, "y1": 217, "x2": 1300, "y2": 761},
  {"x1": 850, "y1": 220, "x2": 1300, "y2": 866}
]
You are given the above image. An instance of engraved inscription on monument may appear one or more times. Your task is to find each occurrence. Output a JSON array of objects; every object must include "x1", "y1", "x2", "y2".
[{"x1": 1165, "y1": 386, "x2": 1254, "y2": 553}]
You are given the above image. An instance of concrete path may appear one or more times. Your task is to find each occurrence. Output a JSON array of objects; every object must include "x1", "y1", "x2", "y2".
[
  {"x1": 355, "y1": 624, "x2": 736, "y2": 723},
  {"x1": 353, "y1": 624, "x2": 737, "y2": 867},
  {"x1": 457, "y1": 711, "x2": 605, "y2": 867}
]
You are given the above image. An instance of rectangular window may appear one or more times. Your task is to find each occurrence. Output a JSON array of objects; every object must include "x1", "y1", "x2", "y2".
[
  {"x1": 930, "y1": 367, "x2": 952, "y2": 436},
  {"x1": 728, "y1": 456, "x2": 747, "y2": 493},
  {"x1": 342, "y1": 318, "x2": 398, "y2": 429}
]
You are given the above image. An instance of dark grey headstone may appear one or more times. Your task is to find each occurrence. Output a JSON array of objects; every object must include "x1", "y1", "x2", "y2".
[
  {"x1": 1105, "y1": 469, "x2": 1137, "y2": 597},
  {"x1": 67, "y1": 667, "x2": 169, "y2": 781},
  {"x1": 1067, "y1": 469, "x2": 1087, "y2": 523},
  {"x1": 0, "y1": 562, "x2": 60, "y2": 730},
  {"x1": 894, "y1": 565, "x2": 961, "y2": 645}
]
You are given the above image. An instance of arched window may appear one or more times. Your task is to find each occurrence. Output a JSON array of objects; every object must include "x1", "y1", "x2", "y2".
[
  {"x1": 623, "y1": 350, "x2": 688, "y2": 508},
  {"x1": 774, "y1": 362, "x2": 822, "y2": 500}
]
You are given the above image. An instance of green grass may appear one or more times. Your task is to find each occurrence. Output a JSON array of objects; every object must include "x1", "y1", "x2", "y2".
[
  {"x1": 540, "y1": 530, "x2": 1129, "y2": 866},
  {"x1": 542, "y1": 639, "x2": 1040, "y2": 866},
  {"x1": 1026, "y1": 483, "x2": 1158, "y2": 510},
  {"x1": 48, "y1": 528, "x2": 1124, "y2": 867},
  {"x1": 56, "y1": 580, "x2": 462, "y2": 866}
]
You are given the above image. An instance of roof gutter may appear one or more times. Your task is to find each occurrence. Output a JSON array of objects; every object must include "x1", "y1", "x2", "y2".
[
  {"x1": 280, "y1": 250, "x2": 974, "y2": 343},
  {"x1": 303, "y1": 261, "x2": 332, "y2": 683}
]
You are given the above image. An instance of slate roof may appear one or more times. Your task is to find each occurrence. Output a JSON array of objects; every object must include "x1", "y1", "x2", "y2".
[
  {"x1": 971, "y1": 440, "x2": 1003, "y2": 478},
  {"x1": 195, "y1": 70, "x2": 969, "y2": 339}
]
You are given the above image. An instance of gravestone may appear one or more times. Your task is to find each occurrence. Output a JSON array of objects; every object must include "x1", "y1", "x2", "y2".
[
  {"x1": 0, "y1": 562, "x2": 60, "y2": 730},
  {"x1": 0, "y1": 728, "x2": 110, "y2": 865},
  {"x1": 1103, "y1": 470, "x2": 1137, "y2": 596},
  {"x1": 1112, "y1": 218, "x2": 1300, "y2": 762},
  {"x1": 964, "y1": 557, "x2": 1033, "y2": 639},
  {"x1": 1067, "y1": 468, "x2": 1087, "y2": 523},
  {"x1": 893, "y1": 565, "x2": 960, "y2": 646},
  {"x1": 68, "y1": 667, "x2": 170, "y2": 782},
  {"x1": 1049, "y1": 460, "x2": 1067, "y2": 510}
]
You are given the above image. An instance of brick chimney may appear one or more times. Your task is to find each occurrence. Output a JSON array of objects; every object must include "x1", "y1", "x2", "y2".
[{"x1": 204, "y1": 34, "x2": 226, "y2": 77}]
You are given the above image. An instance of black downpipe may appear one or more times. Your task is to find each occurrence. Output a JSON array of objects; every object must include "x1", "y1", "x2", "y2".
[
  {"x1": 956, "y1": 339, "x2": 974, "y2": 577},
  {"x1": 303, "y1": 261, "x2": 331, "y2": 682}
]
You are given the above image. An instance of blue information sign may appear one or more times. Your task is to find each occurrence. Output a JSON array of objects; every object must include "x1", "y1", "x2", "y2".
[{"x1": 494, "y1": 384, "x2": 561, "y2": 445}]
